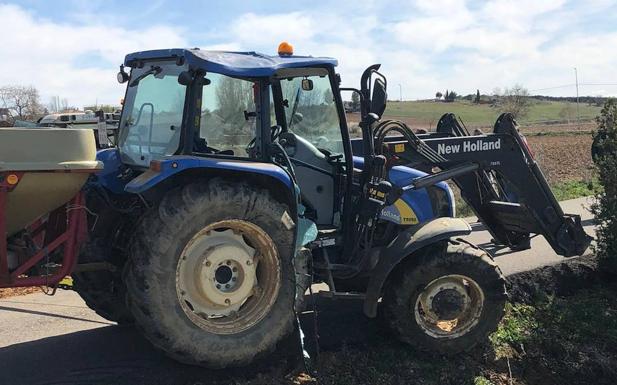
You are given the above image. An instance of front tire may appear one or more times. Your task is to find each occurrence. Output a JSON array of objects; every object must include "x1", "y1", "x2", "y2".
[
  {"x1": 125, "y1": 179, "x2": 297, "y2": 368},
  {"x1": 382, "y1": 241, "x2": 506, "y2": 354}
]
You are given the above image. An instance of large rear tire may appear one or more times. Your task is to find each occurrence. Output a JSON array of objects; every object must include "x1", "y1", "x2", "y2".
[
  {"x1": 74, "y1": 190, "x2": 134, "y2": 324},
  {"x1": 125, "y1": 179, "x2": 297, "y2": 368},
  {"x1": 73, "y1": 270, "x2": 132, "y2": 324},
  {"x1": 382, "y1": 241, "x2": 506, "y2": 354}
]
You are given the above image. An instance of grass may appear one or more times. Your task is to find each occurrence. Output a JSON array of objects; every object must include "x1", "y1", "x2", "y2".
[
  {"x1": 384, "y1": 100, "x2": 602, "y2": 128},
  {"x1": 491, "y1": 286, "x2": 617, "y2": 359},
  {"x1": 473, "y1": 376, "x2": 495, "y2": 385},
  {"x1": 550, "y1": 178, "x2": 602, "y2": 201}
]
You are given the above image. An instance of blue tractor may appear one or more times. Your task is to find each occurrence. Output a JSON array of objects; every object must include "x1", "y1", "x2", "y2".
[{"x1": 73, "y1": 43, "x2": 590, "y2": 368}]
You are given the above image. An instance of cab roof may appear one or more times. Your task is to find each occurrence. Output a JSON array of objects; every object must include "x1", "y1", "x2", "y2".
[{"x1": 124, "y1": 48, "x2": 338, "y2": 77}]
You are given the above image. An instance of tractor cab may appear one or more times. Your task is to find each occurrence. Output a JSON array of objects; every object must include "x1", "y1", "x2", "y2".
[{"x1": 114, "y1": 45, "x2": 367, "y2": 227}]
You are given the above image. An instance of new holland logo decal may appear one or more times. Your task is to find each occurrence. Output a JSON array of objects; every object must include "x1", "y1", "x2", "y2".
[
  {"x1": 380, "y1": 199, "x2": 419, "y2": 225},
  {"x1": 437, "y1": 138, "x2": 501, "y2": 155}
]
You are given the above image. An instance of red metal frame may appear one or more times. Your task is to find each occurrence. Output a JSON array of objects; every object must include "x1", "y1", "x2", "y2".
[{"x1": 0, "y1": 171, "x2": 88, "y2": 288}]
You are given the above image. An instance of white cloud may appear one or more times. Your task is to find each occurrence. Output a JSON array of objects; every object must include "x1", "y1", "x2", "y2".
[
  {"x1": 0, "y1": 4, "x2": 187, "y2": 107},
  {"x1": 0, "y1": 0, "x2": 616, "y2": 108},
  {"x1": 230, "y1": 12, "x2": 315, "y2": 47}
]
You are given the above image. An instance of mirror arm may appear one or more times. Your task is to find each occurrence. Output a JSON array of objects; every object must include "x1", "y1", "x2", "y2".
[{"x1": 359, "y1": 64, "x2": 381, "y2": 119}]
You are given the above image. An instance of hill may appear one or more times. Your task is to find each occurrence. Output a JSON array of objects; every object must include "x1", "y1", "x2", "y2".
[{"x1": 382, "y1": 99, "x2": 601, "y2": 129}]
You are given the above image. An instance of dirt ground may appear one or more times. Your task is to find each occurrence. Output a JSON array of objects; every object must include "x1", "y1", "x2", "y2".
[
  {"x1": 526, "y1": 134, "x2": 594, "y2": 183},
  {"x1": 0, "y1": 286, "x2": 39, "y2": 299}
]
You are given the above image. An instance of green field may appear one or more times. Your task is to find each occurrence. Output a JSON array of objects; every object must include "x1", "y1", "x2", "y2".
[{"x1": 384, "y1": 99, "x2": 602, "y2": 128}]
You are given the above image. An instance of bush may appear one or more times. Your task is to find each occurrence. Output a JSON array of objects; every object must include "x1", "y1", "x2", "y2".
[{"x1": 591, "y1": 99, "x2": 617, "y2": 274}]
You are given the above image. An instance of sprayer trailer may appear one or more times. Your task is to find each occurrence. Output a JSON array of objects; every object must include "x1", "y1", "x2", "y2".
[
  {"x1": 0, "y1": 43, "x2": 591, "y2": 369},
  {"x1": 0, "y1": 128, "x2": 100, "y2": 287}
]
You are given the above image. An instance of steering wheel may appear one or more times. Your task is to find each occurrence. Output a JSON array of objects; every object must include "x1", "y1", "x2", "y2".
[{"x1": 245, "y1": 125, "x2": 283, "y2": 156}]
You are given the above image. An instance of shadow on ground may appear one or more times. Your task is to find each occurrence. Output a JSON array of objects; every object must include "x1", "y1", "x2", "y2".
[{"x1": 0, "y1": 295, "x2": 375, "y2": 385}]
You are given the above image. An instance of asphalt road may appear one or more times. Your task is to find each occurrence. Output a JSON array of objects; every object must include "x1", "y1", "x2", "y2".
[{"x1": 0, "y1": 197, "x2": 596, "y2": 385}]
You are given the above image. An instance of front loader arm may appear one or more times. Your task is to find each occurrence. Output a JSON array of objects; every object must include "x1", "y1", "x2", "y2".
[{"x1": 379, "y1": 113, "x2": 592, "y2": 257}]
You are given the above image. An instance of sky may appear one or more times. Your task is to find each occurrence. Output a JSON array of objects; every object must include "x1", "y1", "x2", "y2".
[{"x1": 1, "y1": 0, "x2": 616, "y2": 108}]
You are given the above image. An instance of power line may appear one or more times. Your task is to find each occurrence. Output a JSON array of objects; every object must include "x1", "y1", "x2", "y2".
[
  {"x1": 529, "y1": 84, "x2": 574, "y2": 92},
  {"x1": 530, "y1": 83, "x2": 617, "y2": 92}
]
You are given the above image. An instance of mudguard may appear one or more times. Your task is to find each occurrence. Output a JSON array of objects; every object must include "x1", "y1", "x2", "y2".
[
  {"x1": 363, "y1": 217, "x2": 472, "y2": 317},
  {"x1": 123, "y1": 155, "x2": 293, "y2": 193}
]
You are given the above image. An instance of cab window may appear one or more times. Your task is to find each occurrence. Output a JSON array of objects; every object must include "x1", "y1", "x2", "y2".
[
  {"x1": 197, "y1": 73, "x2": 256, "y2": 157},
  {"x1": 278, "y1": 73, "x2": 344, "y2": 158}
]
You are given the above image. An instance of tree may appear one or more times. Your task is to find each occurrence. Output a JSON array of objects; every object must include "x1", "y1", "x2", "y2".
[
  {"x1": 435, "y1": 91, "x2": 443, "y2": 100},
  {"x1": 0, "y1": 85, "x2": 44, "y2": 121},
  {"x1": 445, "y1": 90, "x2": 457, "y2": 102},
  {"x1": 215, "y1": 76, "x2": 253, "y2": 125},
  {"x1": 444, "y1": 90, "x2": 449, "y2": 101},
  {"x1": 591, "y1": 99, "x2": 617, "y2": 275},
  {"x1": 475, "y1": 89, "x2": 481, "y2": 104},
  {"x1": 351, "y1": 91, "x2": 360, "y2": 111},
  {"x1": 498, "y1": 84, "x2": 530, "y2": 119}
]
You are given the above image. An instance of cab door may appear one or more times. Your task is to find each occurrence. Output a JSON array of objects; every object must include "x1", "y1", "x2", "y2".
[{"x1": 272, "y1": 69, "x2": 350, "y2": 226}]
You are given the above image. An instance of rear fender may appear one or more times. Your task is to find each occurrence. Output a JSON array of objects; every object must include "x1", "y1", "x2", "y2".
[
  {"x1": 363, "y1": 217, "x2": 472, "y2": 317},
  {"x1": 124, "y1": 156, "x2": 293, "y2": 194}
]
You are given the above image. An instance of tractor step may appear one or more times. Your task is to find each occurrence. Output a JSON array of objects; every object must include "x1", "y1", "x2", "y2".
[{"x1": 317, "y1": 291, "x2": 366, "y2": 300}]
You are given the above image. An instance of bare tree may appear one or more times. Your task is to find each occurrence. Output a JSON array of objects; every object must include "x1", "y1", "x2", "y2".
[
  {"x1": 498, "y1": 84, "x2": 530, "y2": 119},
  {"x1": 0, "y1": 85, "x2": 44, "y2": 121},
  {"x1": 215, "y1": 77, "x2": 254, "y2": 123}
]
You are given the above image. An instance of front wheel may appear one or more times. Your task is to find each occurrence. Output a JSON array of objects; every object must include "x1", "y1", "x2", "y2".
[{"x1": 382, "y1": 241, "x2": 506, "y2": 354}]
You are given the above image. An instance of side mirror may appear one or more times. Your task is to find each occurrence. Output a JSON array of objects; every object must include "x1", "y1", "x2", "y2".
[
  {"x1": 370, "y1": 78, "x2": 387, "y2": 117},
  {"x1": 301, "y1": 78, "x2": 313, "y2": 91},
  {"x1": 178, "y1": 71, "x2": 193, "y2": 86}
]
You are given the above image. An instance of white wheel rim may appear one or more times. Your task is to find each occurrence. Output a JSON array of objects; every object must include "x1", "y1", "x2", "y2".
[
  {"x1": 413, "y1": 274, "x2": 485, "y2": 339},
  {"x1": 176, "y1": 220, "x2": 280, "y2": 334}
]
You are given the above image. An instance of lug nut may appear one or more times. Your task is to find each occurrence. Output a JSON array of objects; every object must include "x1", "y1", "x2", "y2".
[
  {"x1": 226, "y1": 260, "x2": 231, "y2": 266},
  {"x1": 216, "y1": 284, "x2": 221, "y2": 289},
  {"x1": 205, "y1": 261, "x2": 211, "y2": 267},
  {"x1": 232, "y1": 277, "x2": 237, "y2": 282},
  {"x1": 225, "y1": 284, "x2": 230, "y2": 289},
  {"x1": 246, "y1": 260, "x2": 252, "y2": 266},
  {"x1": 225, "y1": 299, "x2": 231, "y2": 305},
  {"x1": 232, "y1": 267, "x2": 238, "y2": 272}
]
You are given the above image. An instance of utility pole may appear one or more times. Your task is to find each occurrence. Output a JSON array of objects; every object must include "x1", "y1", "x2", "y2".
[
  {"x1": 574, "y1": 67, "x2": 580, "y2": 129},
  {"x1": 398, "y1": 84, "x2": 402, "y2": 102}
]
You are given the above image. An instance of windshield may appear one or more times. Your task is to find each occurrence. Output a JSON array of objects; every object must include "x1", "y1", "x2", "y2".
[
  {"x1": 118, "y1": 61, "x2": 187, "y2": 166},
  {"x1": 279, "y1": 73, "x2": 344, "y2": 157}
]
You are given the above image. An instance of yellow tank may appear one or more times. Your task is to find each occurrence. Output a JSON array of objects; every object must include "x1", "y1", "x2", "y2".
[{"x1": 1, "y1": 128, "x2": 102, "y2": 236}]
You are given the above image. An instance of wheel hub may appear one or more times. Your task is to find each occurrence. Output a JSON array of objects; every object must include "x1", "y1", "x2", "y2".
[
  {"x1": 175, "y1": 220, "x2": 281, "y2": 335},
  {"x1": 415, "y1": 274, "x2": 484, "y2": 338},
  {"x1": 431, "y1": 288, "x2": 466, "y2": 320}
]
